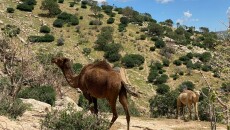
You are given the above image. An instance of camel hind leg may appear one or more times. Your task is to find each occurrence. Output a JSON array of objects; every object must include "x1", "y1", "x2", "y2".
[{"x1": 119, "y1": 85, "x2": 130, "y2": 130}]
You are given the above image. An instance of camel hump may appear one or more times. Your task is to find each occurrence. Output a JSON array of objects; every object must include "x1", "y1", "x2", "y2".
[{"x1": 92, "y1": 60, "x2": 113, "y2": 70}]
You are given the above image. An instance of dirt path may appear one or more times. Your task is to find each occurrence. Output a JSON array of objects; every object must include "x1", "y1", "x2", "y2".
[{"x1": 110, "y1": 116, "x2": 227, "y2": 130}]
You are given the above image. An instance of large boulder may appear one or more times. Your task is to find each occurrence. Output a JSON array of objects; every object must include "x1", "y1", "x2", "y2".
[{"x1": 54, "y1": 96, "x2": 83, "y2": 111}]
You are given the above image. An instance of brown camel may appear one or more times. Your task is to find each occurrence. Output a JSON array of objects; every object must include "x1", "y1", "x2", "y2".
[
  {"x1": 176, "y1": 90, "x2": 200, "y2": 120},
  {"x1": 52, "y1": 57, "x2": 139, "y2": 130}
]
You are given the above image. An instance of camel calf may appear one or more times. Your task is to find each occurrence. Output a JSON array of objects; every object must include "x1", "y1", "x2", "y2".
[{"x1": 176, "y1": 90, "x2": 200, "y2": 120}]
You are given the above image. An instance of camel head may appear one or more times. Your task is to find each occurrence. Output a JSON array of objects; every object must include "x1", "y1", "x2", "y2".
[
  {"x1": 194, "y1": 90, "x2": 201, "y2": 96},
  {"x1": 51, "y1": 57, "x2": 72, "y2": 69}
]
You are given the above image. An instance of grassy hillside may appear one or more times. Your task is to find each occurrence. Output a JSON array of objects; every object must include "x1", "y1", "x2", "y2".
[{"x1": 0, "y1": 0, "x2": 229, "y2": 117}]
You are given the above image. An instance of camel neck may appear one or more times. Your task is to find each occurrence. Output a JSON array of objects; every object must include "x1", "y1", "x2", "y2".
[{"x1": 61, "y1": 67, "x2": 78, "y2": 88}]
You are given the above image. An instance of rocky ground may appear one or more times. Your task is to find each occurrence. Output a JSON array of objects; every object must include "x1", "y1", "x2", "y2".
[{"x1": 0, "y1": 97, "x2": 227, "y2": 130}]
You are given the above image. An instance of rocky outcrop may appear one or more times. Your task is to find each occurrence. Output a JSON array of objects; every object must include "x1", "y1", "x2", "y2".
[{"x1": 0, "y1": 97, "x2": 82, "y2": 130}]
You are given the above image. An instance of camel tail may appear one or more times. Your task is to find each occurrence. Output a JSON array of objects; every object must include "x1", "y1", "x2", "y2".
[{"x1": 121, "y1": 81, "x2": 140, "y2": 98}]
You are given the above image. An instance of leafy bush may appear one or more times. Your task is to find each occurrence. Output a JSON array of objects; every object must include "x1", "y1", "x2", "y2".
[
  {"x1": 173, "y1": 60, "x2": 182, "y2": 66},
  {"x1": 151, "y1": 36, "x2": 159, "y2": 41},
  {"x1": 28, "y1": 34, "x2": 55, "y2": 42},
  {"x1": 155, "y1": 39, "x2": 165, "y2": 48},
  {"x1": 155, "y1": 74, "x2": 168, "y2": 84},
  {"x1": 41, "y1": 105, "x2": 110, "y2": 130},
  {"x1": 186, "y1": 52, "x2": 193, "y2": 59},
  {"x1": 156, "y1": 84, "x2": 170, "y2": 95},
  {"x1": 170, "y1": 73, "x2": 179, "y2": 80},
  {"x1": 140, "y1": 34, "x2": 146, "y2": 40},
  {"x1": 193, "y1": 62, "x2": 202, "y2": 69},
  {"x1": 81, "y1": 4, "x2": 87, "y2": 8},
  {"x1": 179, "y1": 55, "x2": 190, "y2": 62},
  {"x1": 201, "y1": 64, "x2": 212, "y2": 72},
  {"x1": 40, "y1": 25, "x2": 50, "y2": 33},
  {"x1": 0, "y1": 97, "x2": 29, "y2": 119},
  {"x1": 17, "y1": 85, "x2": 56, "y2": 106},
  {"x1": 70, "y1": 16, "x2": 79, "y2": 25},
  {"x1": 199, "y1": 52, "x2": 212, "y2": 62},
  {"x1": 16, "y1": 3, "x2": 34, "y2": 12},
  {"x1": 178, "y1": 81, "x2": 195, "y2": 92},
  {"x1": 186, "y1": 60, "x2": 194, "y2": 69},
  {"x1": 118, "y1": 23, "x2": 127, "y2": 32},
  {"x1": 162, "y1": 59, "x2": 170, "y2": 67},
  {"x1": 2, "y1": 24, "x2": 20, "y2": 37},
  {"x1": 148, "y1": 69, "x2": 159, "y2": 82},
  {"x1": 53, "y1": 19, "x2": 64, "y2": 27},
  {"x1": 121, "y1": 54, "x2": 145, "y2": 68},
  {"x1": 120, "y1": 17, "x2": 129, "y2": 25},
  {"x1": 107, "y1": 17, "x2": 115, "y2": 24},
  {"x1": 150, "y1": 46, "x2": 156, "y2": 51},
  {"x1": 69, "y1": 2, "x2": 75, "y2": 7},
  {"x1": 149, "y1": 90, "x2": 179, "y2": 118},
  {"x1": 83, "y1": 48, "x2": 91, "y2": 56},
  {"x1": 103, "y1": 43, "x2": 122, "y2": 62},
  {"x1": 7, "y1": 7, "x2": 15, "y2": 13},
  {"x1": 73, "y1": 63, "x2": 83, "y2": 74},
  {"x1": 58, "y1": 0, "x2": 64, "y2": 3}
]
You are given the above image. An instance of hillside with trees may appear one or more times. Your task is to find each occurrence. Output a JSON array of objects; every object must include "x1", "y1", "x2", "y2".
[{"x1": 0, "y1": 0, "x2": 229, "y2": 129}]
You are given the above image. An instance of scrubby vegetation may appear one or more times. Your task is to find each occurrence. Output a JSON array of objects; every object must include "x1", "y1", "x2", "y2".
[
  {"x1": 17, "y1": 85, "x2": 56, "y2": 106},
  {"x1": 41, "y1": 105, "x2": 110, "y2": 130}
]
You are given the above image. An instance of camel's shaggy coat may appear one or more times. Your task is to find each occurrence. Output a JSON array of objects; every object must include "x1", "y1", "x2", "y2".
[
  {"x1": 176, "y1": 90, "x2": 200, "y2": 120},
  {"x1": 52, "y1": 57, "x2": 139, "y2": 130}
]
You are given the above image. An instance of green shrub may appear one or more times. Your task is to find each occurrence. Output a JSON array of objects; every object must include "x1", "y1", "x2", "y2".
[
  {"x1": 69, "y1": 2, "x2": 75, "y2": 7},
  {"x1": 83, "y1": 48, "x2": 91, "y2": 56},
  {"x1": 140, "y1": 34, "x2": 146, "y2": 40},
  {"x1": 162, "y1": 59, "x2": 170, "y2": 67},
  {"x1": 178, "y1": 81, "x2": 195, "y2": 92},
  {"x1": 155, "y1": 74, "x2": 168, "y2": 84},
  {"x1": 107, "y1": 17, "x2": 115, "y2": 24},
  {"x1": 179, "y1": 71, "x2": 184, "y2": 75},
  {"x1": 120, "y1": 17, "x2": 129, "y2": 25},
  {"x1": 7, "y1": 7, "x2": 15, "y2": 13},
  {"x1": 58, "y1": 0, "x2": 64, "y2": 3},
  {"x1": 201, "y1": 64, "x2": 212, "y2": 72},
  {"x1": 173, "y1": 60, "x2": 182, "y2": 66},
  {"x1": 199, "y1": 52, "x2": 212, "y2": 62},
  {"x1": 149, "y1": 90, "x2": 179, "y2": 118},
  {"x1": 155, "y1": 39, "x2": 165, "y2": 48},
  {"x1": 41, "y1": 105, "x2": 110, "y2": 130},
  {"x1": 104, "y1": 52, "x2": 121, "y2": 62},
  {"x1": 70, "y1": 15, "x2": 79, "y2": 25},
  {"x1": 186, "y1": 60, "x2": 194, "y2": 69},
  {"x1": 156, "y1": 84, "x2": 170, "y2": 95},
  {"x1": 53, "y1": 19, "x2": 64, "y2": 27},
  {"x1": 186, "y1": 52, "x2": 193, "y2": 59},
  {"x1": 0, "y1": 98, "x2": 29, "y2": 119},
  {"x1": 16, "y1": 3, "x2": 34, "y2": 12},
  {"x1": 148, "y1": 69, "x2": 159, "y2": 82},
  {"x1": 150, "y1": 46, "x2": 156, "y2": 51},
  {"x1": 28, "y1": 34, "x2": 55, "y2": 42},
  {"x1": 2, "y1": 24, "x2": 20, "y2": 37},
  {"x1": 118, "y1": 23, "x2": 127, "y2": 32},
  {"x1": 151, "y1": 36, "x2": 158, "y2": 41},
  {"x1": 179, "y1": 55, "x2": 190, "y2": 62},
  {"x1": 193, "y1": 62, "x2": 202, "y2": 69},
  {"x1": 81, "y1": 4, "x2": 87, "y2": 9},
  {"x1": 170, "y1": 73, "x2": 179, "y2": 80},
  {"x1": 73, "y1": 63, "x2": 83, "y2": 74},
  {"x1": 17, "y1": 85, "x2": 56, "y2": 106},
  {"x1": 40, "y1": 25, "x2": 50, "y2": 33},
  {"x1": 121, "y1": 54, "x2": 145, "y2": 68},
  {"x1": 79, "y1": 16, "x2": 83, "y2": 19}
]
